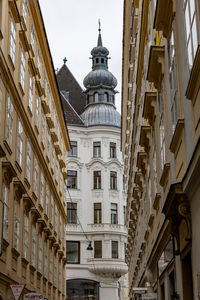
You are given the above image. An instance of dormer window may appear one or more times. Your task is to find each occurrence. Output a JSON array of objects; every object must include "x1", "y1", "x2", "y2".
[
  {"x1": 94, "y1": 92, "x2": 98, "y2": 103},
  {"x1": 101, "y1": 58, "x2": 104, "y2": 64},
  {"x1": 96, "y1": 58, "x2": 99, "y2": 64},
  {"x1": 104, "y1": 92, "x2": 109, "y2": 102}
]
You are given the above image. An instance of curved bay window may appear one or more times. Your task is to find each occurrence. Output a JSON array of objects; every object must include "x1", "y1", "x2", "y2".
[{"x1": 67, "y1": 279, "x2": 99, "y2": 300}]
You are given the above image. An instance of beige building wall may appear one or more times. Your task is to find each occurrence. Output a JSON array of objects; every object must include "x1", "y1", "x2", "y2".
[
  {"x1": 0, "y1": 1, "x2": 70, "y2": 299},
  {"x1": 122, "y1": 0, "x2": 200, "y2": 299}
]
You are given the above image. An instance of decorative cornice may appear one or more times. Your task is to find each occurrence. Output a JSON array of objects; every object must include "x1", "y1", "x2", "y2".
[{"x1": 85, "y1": 158, "x2": 123, "y2": 170}]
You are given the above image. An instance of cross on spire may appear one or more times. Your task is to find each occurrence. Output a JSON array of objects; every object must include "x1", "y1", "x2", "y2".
[{"x1": 63, "y1": 57, "x2": 67, "y2": 64}]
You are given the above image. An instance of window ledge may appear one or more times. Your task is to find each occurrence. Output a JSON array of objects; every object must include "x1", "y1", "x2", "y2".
[
  {"x1": 186, "y1": 45, "x2": 200, "y2": 101},
  {"x1": 3, "y1": 140, "x2": 12, "y2": 155},
  {"x1": 11, "y1": 247, "x2": 20, "y2": 257},
  {"x1": 160, "y1": 163, "x2": 170, "y2": 187},
  {"x1": 169, "y1": 119, "x2": 184, "y2": 153},
  {"x1": 21, "y1": 257, "x2": 29, "y2": 265},
  {"x1": 153, "y1": 193, "x2": 161, "y2": 211}
]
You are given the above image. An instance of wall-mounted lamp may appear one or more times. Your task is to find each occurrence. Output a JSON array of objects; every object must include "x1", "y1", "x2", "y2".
[{"x1": 87, "y1": 242, "x2": 93, "y2": 251}]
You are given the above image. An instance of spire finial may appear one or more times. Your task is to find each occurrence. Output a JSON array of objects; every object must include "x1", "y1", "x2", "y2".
[
  {"x1": 63, "y1": 57, "x2": 67, "y2": 64},
  {"x1": 98, "y1": 19, "x2": 101, "y2": 33}
]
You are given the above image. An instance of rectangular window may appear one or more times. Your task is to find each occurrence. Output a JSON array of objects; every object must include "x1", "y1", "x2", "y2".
[
  {"x1": 56, "y1": 158, "x2": 59, "y2": 183},
  {"x1": 22, "y1": 0, "x2": 27, "y2": 24},
  {"x1": 47, "y1": 129, "x2": 50, "y2": 159},
  {"x1": 5, "y1": 95, "x2": 13, "y2": 149},
  {"x1": 94, "y1": 241, "x2": 102, "y2": 258},
  {"x1": 46, "y1": 183, "x2": 49, "y2": 217},
  {"x1": 67, "y1": 202, "x2": 77, "y2": 224},
  {"x1": 93, "y1": 142, "x2": 101, "y2": 157},
  {"x1": 40, "y1": 171, "x2": 44, "y2": 207},
  {"x1": 59, "y1": 262, "x2": 61, "y2": 291},
  {"x1": 112, "y1": 241, "x2": 118, "y2": 258},
  {"x1": 31, "y1": 223, "x2": 36, "y2": 266},
  {"x1": 17, "y1": 120, "x2": 23, "y2": 167},
  {"x1": 26, "y1": 140, "x2": 31, "y2": 183},
  {"x1": 2, "y1": 184, "x2": 9, "y2": 241},
  {"x1": 159, "y1": 82, "x2": 165, "y2": 171},
  {"x1": 41, "y1": 113, "x2": 46, "y2": 145},
  {"x1": 68, "y1": 141, "x2": 77, "y2": 157},
  {"x1": 110, "y1": 142, "x2": 116, "y2": 158},
  {"x1": 49, "y1": 249, "x2": 53, "y2": 282},
  {"x1": 50, "y1": 194, "x2": 54, "y2": 224},
  {"x1": 51, "y1": 146, "x2": 55, "y2": 172},
  {"x1": 13, "y1": 200, "x2": 20, "y2": 251},
  {"x1": 67, "y1": 170, "x2": 77, "y2": 189},
  {"x1": 94, "y1": 203, "x2": 102, "y2": 224},
  {"x1": 184, "y1": 0, "x2": 198, "y2": 69},
  {"x1": 33, "y1": 156, "x2": 38, "y2": 196},
  {"x1": 23, "y1": 214, "x2": 29, "y2": 259},
  {"x1": 55, "y1": 204, "x2": 58, "y2": 232},
  {"x1": 37, "y1": 46, "x2": 41, "y2": 74},
  {"x1": 93, "y1": 171, "x2": 101, "y2": 189},
  {"x1": 123, "y1": 206, "x2": 126, "y2": 225},
  {"x1": 54, "y1": 253, "x2": 57, "y2": 287},
  {"x1": 35, "y1": 96, "x2": 40, "y2": 130},
  {"x1": 9, "y1": 17, "x2": 16, "y2": 64},
  {"x1": 30, "y1": 21, "x2": 35, "y2": 51},
  {"x1": 38, "y1": 233, "x2": 42, "y2": 273},
  {"x1": 110, "y1": 171, "x2": 117, "y2": 190},
  {"x1": 43, "y1": 68, "x2": 46, "y2": 94},
  {"x1": 169, "y1": 28, "x2": 179, "y2": 134},
  {"x1": 44, "y1": 240, "x2": 48, "y2": 278},
  {"x1": 111, "y1": 203, "x2": 118, "y2": 224},
  {"x1": 66, "y1": 241, "x2": 80, "y2": 264},
  {"x1": 20, "y1": 48, "x2": 26, "y2": 90},
  {"x1": 28, "y1": 74, "x2": 33, "y2": 112}
]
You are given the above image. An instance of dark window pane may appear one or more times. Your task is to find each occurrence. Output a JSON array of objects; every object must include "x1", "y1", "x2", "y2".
[
  {"x1": 66, "y1": 241, "x2": 80, "y2": 263},
  {"x1": 67, "y1": 202, "x2": 77, "y2": 224},
  {"x1": 94, "y1": 241, "x2": 102, "y2": 258},
  {"x1": 110, "y1": 142, "x2": 116, "y2": 158},
  {"x1": 112, "y1": 241, "x2": 118, "y2": 258},
  {"x1": 94, "y1": 203, "x2": 102, "y2": 224},
  {"x1": 94, "y1": 171, "x2": 101, "y2": 189},
  {"x1": 67, "y1": 170, "x2": 77, "y2": 189},
  {"x1": 110, "y1": 171, "x2": 117, "y2": 190},
  {"x1": 93, "y1": 142, "x2": 101, "y2": 157},
  {"x1": 68, "y1": 141, "x2": 77, "y2": 157}
]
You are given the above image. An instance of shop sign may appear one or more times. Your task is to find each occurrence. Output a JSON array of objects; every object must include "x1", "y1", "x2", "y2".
[
  {"x1": 142, "y1": 293, "x2": 157, "y2": 300},
  {"x1": 23, "y1": 293, "x2": 44, "y2": 300},
  {"x1": 10, "y1": 284, "x2": 25, "y2": 300}
]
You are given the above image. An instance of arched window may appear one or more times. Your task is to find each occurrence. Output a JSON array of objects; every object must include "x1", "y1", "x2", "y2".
[
  {"x1": 111, "y1": 95, "x2": 115, "y2": 104},
  {"x1": 96, "y1": 58, "x2": 99, "y2": 64},
  {"x1": 87, "y1": 95, "x2": 89, "y2": 105},
  {"x1": 93, "y1": 92, "x2": 98, "y2": 103},
  {"x1": 101, "y1": 58, "x2": 104, "y2": 64},
  {"x1": 104, "y1": 92, "x2": 109, "y2": 102}
]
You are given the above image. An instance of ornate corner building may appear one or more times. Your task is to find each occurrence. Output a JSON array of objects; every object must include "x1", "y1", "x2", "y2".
[
  {"x1": 57, "y1": 28, "x2": 128, "y2": 300},
  {"x1": 0, "y1": 1, "x2": 70, "y2": 299},
  {"x1": 121, "y1": 0, "x2": 200, "y2": 299}
]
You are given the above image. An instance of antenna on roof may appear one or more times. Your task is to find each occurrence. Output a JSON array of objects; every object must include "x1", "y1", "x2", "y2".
[{"x1": 98, "y1": 19, "x2": 101, "y2": 33}]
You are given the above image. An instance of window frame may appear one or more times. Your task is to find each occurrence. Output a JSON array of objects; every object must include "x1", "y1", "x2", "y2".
[
  {"x1": 94, "y1": 203, "x2": 102, "y2": 224},
  {"x1": 112, "y1": 241, "x2": 118, "y2": 259},
  {"x1": 111, "y1": 203, "x2": 118, "y2": 224},
  {"x1": 93, "y1": 141, "x2": 101, "y2": 158},
  {"x1": 110, "y1": 171, "x2": 117, "y2": 190},
  {"x1": 68, "y1": 141, "x2": 77, "y2": 157},
  {"x1": 67, "y1": 170, "x2": 77, "y2": 189},
  {"x1": 94, "y1": 240, "x2": 102, "y2": 258},
  {"x1": 110, "y1": 142, "x2": 116, "y2": 158},
  {"x1": 93, "y1": 170, "x2": 101, "y2": 189},
  {"x1": 66, "y1": 241, "x2": 80, "y2": 264},
  {"x1": 67, "y1": 202, "x2": 77, "y2": 224}
]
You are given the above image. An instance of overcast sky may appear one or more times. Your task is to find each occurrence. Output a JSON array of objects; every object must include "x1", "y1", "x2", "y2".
[{"x1": 39, "y1": 0, "x2": 124, "y2": 112}]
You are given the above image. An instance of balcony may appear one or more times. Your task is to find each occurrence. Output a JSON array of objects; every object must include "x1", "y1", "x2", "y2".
[
  {"x1": 154, "y1": 0, "x2": 174, "y2": 39},
  {"x1": 147, "y1": 46, "x2": 164, "y2": 90},
  {"x1": 139, "y1": 125, "x2": 151, "y2": 153},
  {"x1": 143, "y1": 92, "x2": 157, "y2": 125},
  {"x1": 87, "y1": 258, "x2": 128, "y2": 278},
  {"x1": 88, "y1": 223, "x2": 127, "y2": 234}
]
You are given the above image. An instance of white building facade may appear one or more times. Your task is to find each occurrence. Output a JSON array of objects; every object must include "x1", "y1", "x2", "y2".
[{"x1": 57, "y1": 28, "x2": 128, "y2": 300}]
